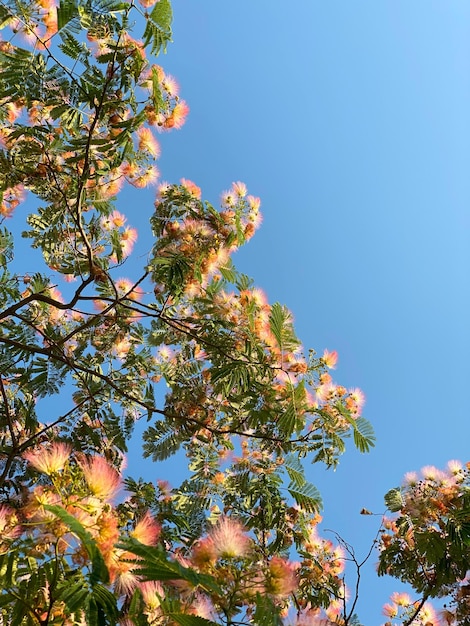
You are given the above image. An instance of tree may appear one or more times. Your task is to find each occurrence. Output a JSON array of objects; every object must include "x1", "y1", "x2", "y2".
[{"x1": 0, "y1": 1, "x2": 466, "y2": 625}]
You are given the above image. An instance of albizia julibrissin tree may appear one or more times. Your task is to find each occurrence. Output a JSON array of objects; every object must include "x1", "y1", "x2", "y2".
[{"x1": 0, "y1": 1, "x2": 467, "y2": 625}]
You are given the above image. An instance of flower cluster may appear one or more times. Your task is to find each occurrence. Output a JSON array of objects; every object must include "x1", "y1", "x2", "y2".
[
  {"x1": 151, "y1": 179, "x2": 262, "y2": 297},
  {"x1": 382, "y1": 592, "x2": 440, "y2": 626},
  {"x1": 0, "y1": 0, "x2": 187, "y2": 229},
  {"x1": 21, "y1": 444, "x2": 161, "y2": 595},
  {"x1": 379, "y1": 462, "x2": 470, "y2": 625},
  {"x1": 0, "y1": 1, "x2": 376, "y2": 624}
]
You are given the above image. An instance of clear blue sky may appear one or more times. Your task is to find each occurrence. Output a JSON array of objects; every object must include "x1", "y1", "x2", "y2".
[
  {"x1": 10, "y1": 1, "x2": 469, "y2": 622},
  {"x1": 123, "y1": 2, "x2": 470, "y2": 622}
]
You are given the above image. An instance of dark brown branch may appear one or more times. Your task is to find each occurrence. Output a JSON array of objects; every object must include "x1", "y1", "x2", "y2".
[
  {"x1": 0, "y1": 275, "x2": 94, "y2": 322},
  {"x1": 403, "y1": 594, "x2": 429, "y2": 626},
  {"x1": 0, "y1": 376, "x2": 17, "y2": 450}
]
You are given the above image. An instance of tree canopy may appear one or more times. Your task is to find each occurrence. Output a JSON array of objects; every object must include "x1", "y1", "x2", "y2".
[{"x1": 0, "y1": 1, "x2": 467, "y2": 625}]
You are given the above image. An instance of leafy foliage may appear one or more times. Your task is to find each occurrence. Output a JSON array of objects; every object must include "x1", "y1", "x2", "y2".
[{"x1": 0, "y1": 1, "x2": 461, "y2": 625}]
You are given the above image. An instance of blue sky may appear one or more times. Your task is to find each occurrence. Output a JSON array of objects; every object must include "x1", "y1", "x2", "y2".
[
  {"x1": 123, "y1": 2, "x2": 469, "y2": 622},
  {"x1": 8, "y1": 1, "x2": 469, "y2": 622}
]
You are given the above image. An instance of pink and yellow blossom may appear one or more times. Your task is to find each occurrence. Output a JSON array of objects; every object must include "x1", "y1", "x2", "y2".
[
  {"x1": 322, "y1": 349, "x2": 338, "y2": 369},
  {"x1": 78, "y1": 455, "x2": 121, "y2": 501},
  {"x1": 209, "y1": 517, "x2": 251, "y2": 559},
  {"x1": 131, "y1": 512, "x2": 161, "y2": 545},
  {"x1": 101, "y1": 210, "x2": 126, "y2": 230},
  {"x1": 232, "y1": 181, "x2": 247, "y2": 197},
  {"x1": 23, "y1": 442, "x2": 72, "y2": 475},
  {"x1": 390, "y1": 591, "x2": 411, "y2": 606},
  {"x1": 265, "y1": 556, "x2": 298, "y2": 597},
  {"x1": 180, "y1": 178, "x2": 202, "y2": 199},
  {"x1": 191, "y1": 536, "x2": 217, "y2": 569},
  {"x1": 137, "y1": 126, "x2": 161, "y2": 158}
]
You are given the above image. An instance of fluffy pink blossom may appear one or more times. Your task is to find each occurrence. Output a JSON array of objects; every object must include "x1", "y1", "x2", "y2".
[
  {"x1": 101, "y1": 210, "x2": 126, "y2": 230},
  {"x1": 138, "y1": 0, "x2": 159, "y2": 8},
  {"x1": 23, "y1": 442, "x2": 72, "y2": 474},
  {"x1": 390, "y1": 591, "x2": 411, "y2": 606},
  {"x1": 137, "y1": 127, "x2": 161, "y2": 158},
  {"x1": 232, "y1": 181, "x2": 247, "y2": 197},
  {"x1": 209, "y1": 517, "x2": 251, "y2": 558},
  {"x1": 322, "y1": 349, "x2": 338, "y2": 369},
  {"x1": 131, "y1": 512, "x2": 161, "y2": 545},
  {"x1": 0, "y1": 505, "x2": 21, "y2": 541},
  {"x1": 180, "y1": 178, "x2": 201, "y2": 199},
  {"x1": 265, "y1": 556, "x2": 298, "y2": 596},
  {"x1": 78, "y1": 455, "x2": 121, "y2": 501}
]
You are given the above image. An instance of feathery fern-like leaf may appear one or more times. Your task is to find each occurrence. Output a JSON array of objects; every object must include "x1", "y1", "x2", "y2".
[
  {"x1": 288, "y1": 482, "x2": 322, "y2": 513},
  {"x1": 143, "y1": 0, "x2": 173, "y2": 56}
]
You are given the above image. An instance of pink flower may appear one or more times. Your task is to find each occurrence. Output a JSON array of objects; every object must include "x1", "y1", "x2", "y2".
[
  {"x1": 139, "y1": 580, "x2": 165, "y2": 609},
  {"x1": 0, "y1": 505, "x2": 21, "y2": 541},
  {"x1": 209, "y1": 517, "x2": 251, "y2": 558},
  {"x1": 419, "y1": 602, "x2": 439, "y2": 624},
  {"x1": 221, "y1": 189, "x2": 236, "y2": 208},
  {"x1": 120, "y1": 226, "x2": 138, "y2": 257},
  {"x1": 131, "y1": 512, "x2": 161, "y2": 546},
  {"x1": 131, "y1": 165, "x2": 160, "y2": 188},
  {"x1": 190, "y1": 594, "x2": 216, "y2": 620},
  {"x1": 137, "y1": 127, "x2": 161, "y2": 158},
  {"x1": 247, "y1": 208, "x2": 263, "y2": 230},
  {"x1": 447, "y1": 459, "x2": 464, "y2": 476},
  {"x1": 265, "y1": 556, "x2": 298, "y2": 596},
  {"x1": 382, "y1": 602, "x2": 398, "y2": 618},
  {"x1": 111, "y1": 554, "x2": 140, "y2": 595},
  {"x1": 180, "y1": 178, "x2": 201, "y2": 199},
  {"x1": 231, "y1": 181, "x2": 247, "y2": 198},
  {"x1": 23, "y1": 442, "x2": 72, "y2": 474},
  {"x1": 347, "y1": 387, "x2": 365, "y2": 414},
  {"x1": 113, "y1": 336, "x2": 131, "y2": 359},
  {"x1": 138, "y1": 0, "x2": 159, "y2": 8},
  {"x1": 403, "y1": 471, "x2": 419, "y2": 486},
  {"x1": 78, "y1": 456, "x2": 121, "y2": 501},
  {"x1": 161, "y1": 74, "x2": 179, "y2": 96},
  {"x1": 191, "y1": 536, "x2": 217, "y2": 568},
  {"x1": 101, "y1": 210, "x2": 126, "y2": 230},
  {"x1": 322, "y1": 349, "x2": 338, "y2": 369},
  {"x1": 421, "y1": 465, "x2": 445, "y2": 482},
  {"x1": 160, "y1": 101, "x2": 189, "y2": 130},
  {"x1": 115, "y1": 278, "x2": 143, "y2": 301},
  {"x1": 315, "y1": 382, "x2": 335, "y2": 404},
  {"x1": 247, "y1": 195, "x2": 261, "y2": 211},
  {"x1": 390, "y1": 592, "x2": 411, "y2": 606}
]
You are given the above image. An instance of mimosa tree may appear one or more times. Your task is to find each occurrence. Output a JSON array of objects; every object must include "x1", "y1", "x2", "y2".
[{"x1": 0, "y1": 1, "x2": 466, "y2": 625}]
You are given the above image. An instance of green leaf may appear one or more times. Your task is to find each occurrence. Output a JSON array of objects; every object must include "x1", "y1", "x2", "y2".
[
  {"x1": 44, "y1": 505, "x2": 109, "y2": 584},
  {"x1": 334, "y1": 405, "x2": 375, "y2": 453},
  {"x1": 352, "y1": 416, "x2": 376, "y2": 453},
  {"x1": 168, "y1": 615, "x2": 219, "y2": 626},
  {"x1": 278, "y1": 400, "x2": 296, "y2": 438},
  {"x1": 57, "y1": 0, "x2": 78, "y2": 31},
  {"x1": 268, "y1": 302, "x2": 299, "y2": 353},
  {"x1": 284, "y1": 453, "x2": 306, "y2": 488},
  {"x1": 151, "y1": 65, "x2": 165, "y2": 113},
  {"x1": 269, "y1": 302, "x2": 285, "y2": 348},
  {"x1": 57, "y1": 580, "x2": 89, "y2": 613},
  {"x1": 122, "y1": 539, "x2": 222, "y2": 594},
  {"x1": 91, "y1": 584, "x2": 119, "y2": 623},
  {"x1": 384, "y1": 487, "x2": 403, "y2": 512},
  {"x1": 218, "y1": 259, "x2": 238, "y2": 284},
  {"x1": 211, "y1": 361, "x2": 250, "y2": 394},
  {"x1": 252, "y1": 592, "x2": 283, "y2": 626},
  {"x1": 143, "y1": 421, "x2": 184, "y2": 461},
  {"x1": 143, "y1": 0, "x2": 173, "y2": 55},
  {"x1": 288, "y1": 482, "x2": 322, "y2": 513},
  {"x1": 0, "y1": 592, "x2": 15, "y2": 608},
  {"x1": 0, "y1": 5, "x2": 14, "y2": 30}
]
